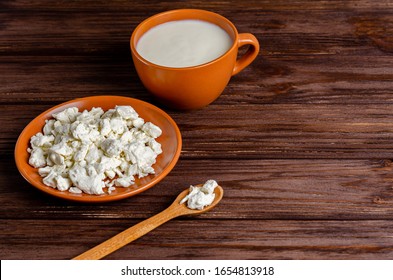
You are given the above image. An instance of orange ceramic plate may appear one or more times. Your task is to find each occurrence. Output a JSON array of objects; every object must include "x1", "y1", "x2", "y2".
[{"x1": 14, "y1": 96, "x2": 182, "y2": 203}]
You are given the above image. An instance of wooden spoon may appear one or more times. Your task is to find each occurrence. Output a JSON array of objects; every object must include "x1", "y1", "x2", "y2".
[{"x1": 72, "y1": 185, "x2": 223, "y2": 260}]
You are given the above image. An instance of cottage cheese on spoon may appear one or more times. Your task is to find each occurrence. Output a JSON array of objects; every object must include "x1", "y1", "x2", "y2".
[
  {"x1": 27, "y1": 105, "x2": 162, "y2": 195},
  {"x1": 180, "y1": 180, "x2": 218, "y2": 210}
]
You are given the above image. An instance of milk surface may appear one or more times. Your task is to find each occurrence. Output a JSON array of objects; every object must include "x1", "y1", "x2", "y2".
[{"x1": 136, "y1": 19, "x2": 233, "y2": 68}]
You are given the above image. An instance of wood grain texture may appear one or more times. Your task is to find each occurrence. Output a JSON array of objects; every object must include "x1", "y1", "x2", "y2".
[
  {"x1": 2, "y1": 158, "x2": 393, "y2": 220},
  {"x1": 2, "y1": 219, "x2": 393, "y2": 260},
  {"x1": 3, "y1": 104, "x2": 393, "y2": 159},
  {"x1": 1, "y1": 0, "x2": 393, "y2": 260}
]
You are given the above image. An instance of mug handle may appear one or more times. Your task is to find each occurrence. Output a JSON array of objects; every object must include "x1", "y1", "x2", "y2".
[{"x1": 232, "y1": 33, "x2": 260, "y2": 76}]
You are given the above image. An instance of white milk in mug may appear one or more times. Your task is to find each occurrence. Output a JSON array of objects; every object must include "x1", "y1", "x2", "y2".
[{"x1": 136, "y1": 19, "x2": 233, "y2": 68}]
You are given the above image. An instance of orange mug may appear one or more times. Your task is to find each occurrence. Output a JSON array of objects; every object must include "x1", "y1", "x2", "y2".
[{"x1": 130, "y1": 9, "x2": 259, "y2": 110}]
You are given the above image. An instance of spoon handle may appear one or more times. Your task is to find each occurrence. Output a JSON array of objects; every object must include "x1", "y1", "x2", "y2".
[{"x1": 72, "y1": 203, "x2": 183, "y2": 260}]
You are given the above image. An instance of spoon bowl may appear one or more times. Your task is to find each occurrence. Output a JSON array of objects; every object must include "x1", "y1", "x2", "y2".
[
  {"x1": 73, "y1": 185, "x2": 223, "y2": 260},
  {"x1": 172, "y1": 184, "x2": 224, "y2": 215}
]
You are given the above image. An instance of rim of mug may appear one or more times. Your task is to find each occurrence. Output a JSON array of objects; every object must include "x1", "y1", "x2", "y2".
[{"x1": 130, "y1": 9, "x2": 239, "y2": 70}]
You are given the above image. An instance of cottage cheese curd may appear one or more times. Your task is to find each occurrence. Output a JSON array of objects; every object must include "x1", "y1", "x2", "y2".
[
  {"x1": 27, "y1": 105, "x2": 162, "y2": 195},
  {"x1": 180, "y1": 180, "x2": 218, "y2": 210}
]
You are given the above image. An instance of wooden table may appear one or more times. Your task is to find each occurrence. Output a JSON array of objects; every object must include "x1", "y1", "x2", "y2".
[{"x1": 1, "y1": 0, "x2": 393, "y2": 260}]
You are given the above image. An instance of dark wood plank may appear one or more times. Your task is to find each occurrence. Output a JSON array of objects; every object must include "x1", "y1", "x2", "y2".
[
  {"x1": 2, "y1": 158, "x2": 393, "y2": 220},
  {"x1": 1, "y1": 54, "x2": 392, "y2": 105},
  {"x1": 4, "y1": 104, "x2": 393, "y2": 159},
  {"x1": 2, "y1": 219, "x2": 393, "y2": 260}
]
